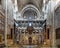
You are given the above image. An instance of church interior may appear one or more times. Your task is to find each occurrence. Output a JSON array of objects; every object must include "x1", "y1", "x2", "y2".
[{"x1": 0, "y1": 0, "x2": 60, "y2": 48}]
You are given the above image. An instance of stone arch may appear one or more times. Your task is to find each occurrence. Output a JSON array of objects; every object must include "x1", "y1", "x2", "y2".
[
  {"x1": 21, "y1": 4, "x2": 40, "y2": 19},
  {"x1": 54, "y1": 5, "x2": 60, "y2": 29},
  {"x1": 54, "y1": 1, "x2": 60, "y2": 10}
]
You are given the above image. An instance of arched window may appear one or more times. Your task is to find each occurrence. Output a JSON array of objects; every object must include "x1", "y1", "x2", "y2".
[{"x1": 21, "y1": 5, "x2": 40, "y2": 19}]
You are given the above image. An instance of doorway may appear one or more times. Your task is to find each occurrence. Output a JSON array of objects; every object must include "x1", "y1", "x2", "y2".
[{"x1": 29, "y1": 37, "x2": 32, "y2": 45}]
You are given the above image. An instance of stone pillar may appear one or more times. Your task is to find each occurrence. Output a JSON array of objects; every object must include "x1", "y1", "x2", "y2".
[
  {"x1": 51, "y1": 24, "x2": 57, "y2": 48},
  {"x1": 5, "y1": 0, "x2": 8, "y2": 47},
  {"x1": 51, "y1": 11, "x2": 57, "y2": 48}
]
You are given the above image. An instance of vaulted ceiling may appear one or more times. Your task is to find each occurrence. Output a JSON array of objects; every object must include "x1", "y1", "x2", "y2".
[{"x1": 17, "y1": 0, "x2": 43, "y2": 12}]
